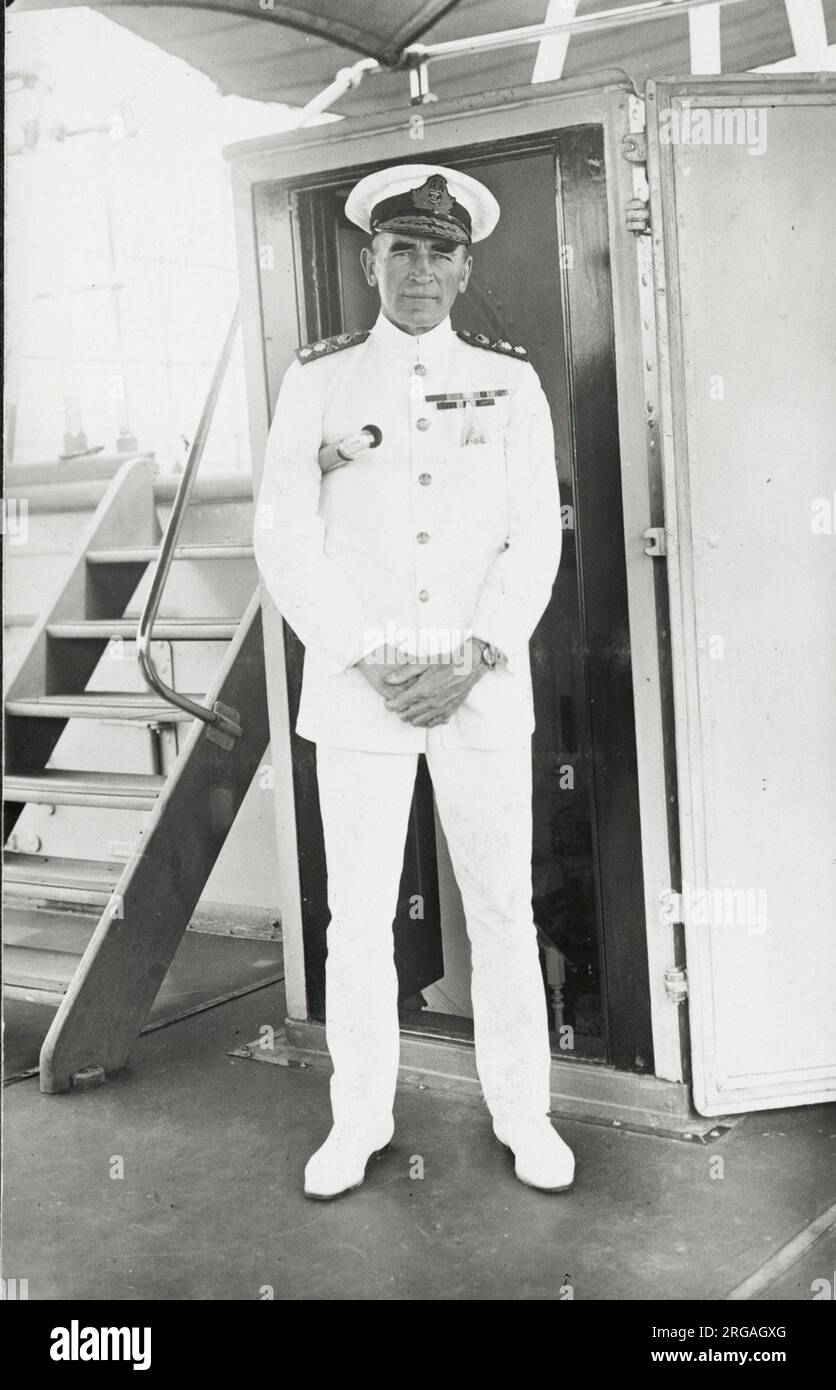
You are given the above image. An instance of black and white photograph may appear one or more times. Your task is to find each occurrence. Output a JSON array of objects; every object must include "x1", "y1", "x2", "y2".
[{"x1": 3, "y1": 0, "x2": 835, "y2": 1337}]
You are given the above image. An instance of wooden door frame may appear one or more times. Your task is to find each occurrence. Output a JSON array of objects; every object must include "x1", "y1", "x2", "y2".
[{"x1": 226, "y1": 73, "x2": 684, "y2": 1085}]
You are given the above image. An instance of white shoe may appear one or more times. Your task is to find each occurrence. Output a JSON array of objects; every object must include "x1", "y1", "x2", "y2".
[
  {"x1": 303, "y1": 1123, "x2": 394, "y2": 1201},
  {"x1": 493, "y1": 1117, "x2": 575, "y2": 1192}
]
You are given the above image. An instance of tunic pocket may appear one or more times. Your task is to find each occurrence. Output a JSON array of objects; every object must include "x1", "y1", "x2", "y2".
[{"x1": 444, "y1": 441, "x2": 509, "y2": 547}]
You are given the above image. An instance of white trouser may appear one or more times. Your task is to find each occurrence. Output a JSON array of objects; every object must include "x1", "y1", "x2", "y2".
[{"x1": 315, "y1": 737, "x2": 552, "y2": 1136}]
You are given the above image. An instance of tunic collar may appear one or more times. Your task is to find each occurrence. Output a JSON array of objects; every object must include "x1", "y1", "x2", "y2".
[{"x1": 370, "y1": 311, "x2": 455, "y2": 369}]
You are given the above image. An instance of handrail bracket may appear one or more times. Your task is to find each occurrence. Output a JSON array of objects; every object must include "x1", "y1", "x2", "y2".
[{"x1": 205, "y1": 701, "x2": 243, "y2": 750}]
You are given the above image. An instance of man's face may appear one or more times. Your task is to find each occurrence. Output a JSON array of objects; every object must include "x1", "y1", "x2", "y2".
[{"x1": 360, "y1": 231, "x2": 473, "y2": 335}]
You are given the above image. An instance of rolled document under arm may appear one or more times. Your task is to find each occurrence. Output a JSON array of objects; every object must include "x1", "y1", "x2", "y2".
[{"x1": 318, "y1": 425, "x2": 382, "y2": 474}]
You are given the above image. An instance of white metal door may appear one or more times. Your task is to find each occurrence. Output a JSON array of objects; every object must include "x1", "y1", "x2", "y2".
[{"x1": 647, "y1": 75, "x2": 836, "y2": 1114}]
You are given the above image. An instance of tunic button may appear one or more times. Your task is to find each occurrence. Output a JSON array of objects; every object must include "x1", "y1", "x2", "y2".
[
  {"x1": 418, "y1": 473, "x2": 432, "y2": 486},
  {"x1": 416, "y1": 417, "x2": 430, "y2": 431},
  {"x1": 413, "y1": 363, "x2": 428, "y2": 377},
  {"x1": 418, "y1": 589, "x2": 430, "y2": 603},
  {"x1": 417, "y1": 531, "x2": 430, "y2": 544}
]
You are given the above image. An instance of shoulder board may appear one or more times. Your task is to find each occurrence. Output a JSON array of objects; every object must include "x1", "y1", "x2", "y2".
[
  {"x1": 295, "y1": 329, "x2": 370, "y2": 364},
  {"x1": 455, "y1": 329, "x2": 529, "y2": 362}
]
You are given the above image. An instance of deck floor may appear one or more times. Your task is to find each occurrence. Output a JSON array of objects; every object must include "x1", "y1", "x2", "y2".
[{"x1": 2, "y1": 980, "x2": 834, "y2": 1301}]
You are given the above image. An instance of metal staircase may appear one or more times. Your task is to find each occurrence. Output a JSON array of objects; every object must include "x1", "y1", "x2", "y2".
[{"x1": 3, "y1": 310, "x2": 272, "y2": 1093}]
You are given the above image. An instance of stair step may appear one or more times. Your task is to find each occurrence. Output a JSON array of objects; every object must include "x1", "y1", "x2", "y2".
[
  {"x1": 46, "y1": 618, "x2": 238, "y2": 641},
  {"x1": 3, "y1": 903, "x2": 98, "y2": 954},
  {"x1": 2, "y1": 906, "x2": 96, "y2": 1003},
  {"x1": 5, "y1": 769, "x2": 165, "y2": 809},
  {"x1": 5, "y1": 692, "x2": 198, "y2": 723},
  {"x1": 3, "y1": 852, "x2": 123, "y2": 906},
  {"x1": 3, "y1": 945, "x2": 78, "y2": 1000},
  {"x1": 86, "y1": 543, "x2": 254, "y2": 564}
]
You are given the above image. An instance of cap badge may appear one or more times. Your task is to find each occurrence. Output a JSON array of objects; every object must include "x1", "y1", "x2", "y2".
[{"x1": 411, "y1": 174, "x2": 454, "y2": 216}]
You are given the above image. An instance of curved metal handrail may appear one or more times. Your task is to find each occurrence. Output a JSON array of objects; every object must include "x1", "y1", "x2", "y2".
[{"x1": 136, "y1": 304, "x2": 243, "y2": 740}]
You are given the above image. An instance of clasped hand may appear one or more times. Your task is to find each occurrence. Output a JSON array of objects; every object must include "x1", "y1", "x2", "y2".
[{"x1": 357, "y1": 641, "x2": 484, "y2": 728}]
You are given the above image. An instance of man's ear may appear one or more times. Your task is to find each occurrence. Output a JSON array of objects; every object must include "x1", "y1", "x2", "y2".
[
  {"x1": 360, "y1": 245, "x2": 377, "y2": 288},
  {"x1": 459, "y1": 253, "x2": 473, "y2": 293}
]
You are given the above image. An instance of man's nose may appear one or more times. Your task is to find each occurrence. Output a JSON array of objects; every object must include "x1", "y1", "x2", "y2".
[{"x1": 408, "y1": 250, "x2": 434, "y2": 278}]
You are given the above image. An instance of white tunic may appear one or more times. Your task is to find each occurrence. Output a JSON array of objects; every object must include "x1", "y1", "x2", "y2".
[{"x1": 254, "y1": 311, "x2": 562, "y2": 751}]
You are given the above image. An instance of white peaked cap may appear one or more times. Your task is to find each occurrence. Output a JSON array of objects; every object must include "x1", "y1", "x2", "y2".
[{"x1": 345, "y1": 163, "x2": 500, "y2": 244}]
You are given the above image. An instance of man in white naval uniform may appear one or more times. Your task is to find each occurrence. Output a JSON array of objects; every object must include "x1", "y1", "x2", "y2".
[{"x1": 255, "y1": 163, "x2": 575, "y2": 1198}]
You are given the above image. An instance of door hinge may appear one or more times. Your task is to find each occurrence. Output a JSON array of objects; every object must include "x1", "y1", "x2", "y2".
[
  {"x1": 643, "y1": 526, "x2": 667, "y2": 557},
  {"x1": 626, "y1": 196, "x2": 651, "y2": 236},
  {"x1": 621, "y1": 130, "x2": 647, "y2": 165},
  {"x1": 664, "y1": 965, "x2": 688, "y2": 1004}
]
